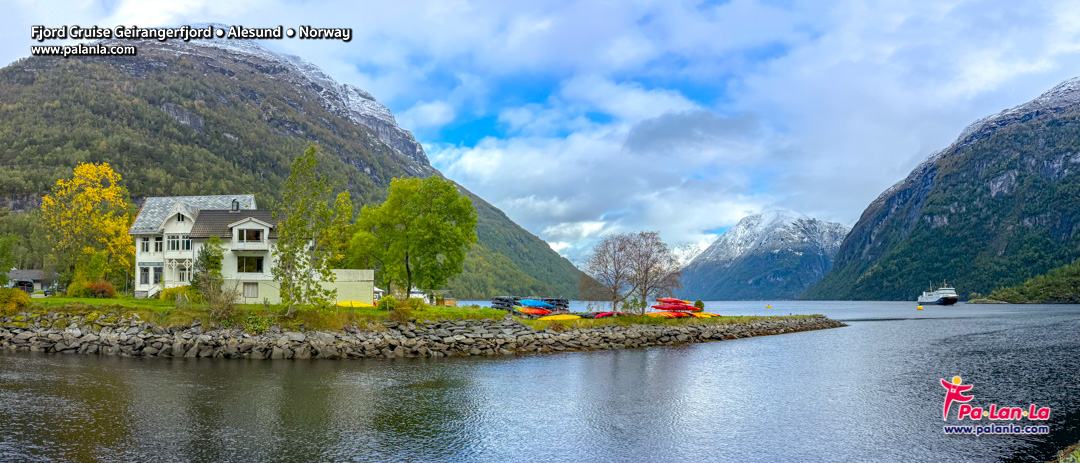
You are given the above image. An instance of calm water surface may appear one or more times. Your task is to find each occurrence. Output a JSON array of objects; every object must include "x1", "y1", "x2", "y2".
[{"x1": 2, "y1": 301, "x2": 1079, "y2": 462}]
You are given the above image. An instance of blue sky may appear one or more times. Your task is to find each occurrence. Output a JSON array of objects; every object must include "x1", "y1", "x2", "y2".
[{"x1": 5, "y1": 0, "x2": 1080, "y2": 262}]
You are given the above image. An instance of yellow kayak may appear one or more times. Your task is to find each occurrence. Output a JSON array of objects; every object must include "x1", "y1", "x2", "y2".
[
  {"x1": 337, "y1": 300, "x2": 374, "y2": 308},
  {"x1": 538, "y1": 314, "x2": 581, "y2": 321},
  {"x1": 697, "y1": 312, "x2": 721, "y2": 317}
]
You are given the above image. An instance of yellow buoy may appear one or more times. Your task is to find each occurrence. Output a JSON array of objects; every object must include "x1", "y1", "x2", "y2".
[
  {"x1": 766, "y1": 305, "x2": 772, "y2": 309},
  {"x1": 917, "y1": 306, "x2": 924, "y2": 310}
]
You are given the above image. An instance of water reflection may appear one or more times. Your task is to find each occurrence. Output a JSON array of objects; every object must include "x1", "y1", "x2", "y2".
[{"x1": 1, "y1": 302, "x2": 1080, "y2": 462}]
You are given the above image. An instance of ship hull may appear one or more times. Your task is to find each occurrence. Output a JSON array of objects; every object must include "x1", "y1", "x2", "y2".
[{"x1": 918, "y1": 296, "x2": 959, "y2": 305}]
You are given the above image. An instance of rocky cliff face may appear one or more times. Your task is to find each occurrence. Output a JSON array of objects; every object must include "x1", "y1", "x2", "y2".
[
  {"x1": 678, "y1": 210, "x2": 849, "y2": 300},
  {"x1": 805, "y1": 77, "x2": 1080, "y2": 300},
  {"x1": 130, "y1": 32, "x2": 435, "y2": 176}
]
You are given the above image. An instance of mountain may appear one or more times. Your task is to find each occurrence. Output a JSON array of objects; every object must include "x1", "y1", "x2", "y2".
[
  {"x1": 677, "y1": 210, "x2": 849, "y2": 300},
  {"x1": 983, "y1": 257, "x2": 1080, "y2": 303},
  {"x1": 0, "y1": 32, "x2": 581, "y2": 299},
  {"x1": 804, "y1": 77, "x2": 1080, "y2": 301}
]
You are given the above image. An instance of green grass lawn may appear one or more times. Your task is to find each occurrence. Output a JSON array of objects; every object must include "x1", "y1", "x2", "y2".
[
  {"x1": 26, "y1": 296, "x2": 509, "y2": 332},
  {"x1": 24, "y1": 296, "x2": 815, "y2": 333}
]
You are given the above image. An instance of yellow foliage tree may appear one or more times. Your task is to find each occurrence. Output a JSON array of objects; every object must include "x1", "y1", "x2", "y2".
[{"x1": 41, "y1": 163, "x2": 133, "y2": 286}]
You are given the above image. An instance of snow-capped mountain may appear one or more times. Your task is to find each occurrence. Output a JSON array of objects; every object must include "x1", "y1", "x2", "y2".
[
  {"x1": 0, "y1": 28, "x2": 584, "y2": 298},
  {"x1": 100, "y1": 25, "x2": 434, "y2": 176},
  {"x1": 678, "y1": 210, "x2": 849, "y2": 300}
]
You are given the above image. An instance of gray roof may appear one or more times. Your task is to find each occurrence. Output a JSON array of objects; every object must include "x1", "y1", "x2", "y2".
[
  {"x1": 129, "y1": 195, "x2": 256, "y2": 235},
  {"x1": 189, "y1": 210, "x2": 278, "y2": 239},
  {"x1": 7, "y1": 269, "x2": 44, "y2": 281}
]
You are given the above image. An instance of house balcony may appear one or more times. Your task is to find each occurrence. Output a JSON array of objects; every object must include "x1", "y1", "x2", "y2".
[
  {"x1": 232, "y1": 240, "x2": 269, "y2": 251},
  {"x1": 163, "y1": 250, "x2": 194, "y2": 261}
]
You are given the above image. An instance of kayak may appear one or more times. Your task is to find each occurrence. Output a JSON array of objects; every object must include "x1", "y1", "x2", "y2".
[
  {"x1": 520, "y1": 299, "x2": 555, "y2": 308},
  {"x1": 647, "y1": 311, "x2": 690, "y2": 318},
  {"x1": 538, "y1": 314, "x2": 581, "y2": 321},
  {"x1": 699, "y1": 312, "x2": 721, "y2": 317},
  {"x1": 517, "y1": 307, "x2": 551, "y2": 315},
  {"x1": 690, "y1": 313, "x2": 718, "y2": 318},
  {"x1": 651, "y1": 303, "x2": 701, "y2": 312},
  {"x1": 594, "y1": 312, "x2": 628, "y2": 318},
  {"x1": 337, "y1": 300, "x2": 374, "y2": 308},
  {"x1": 656, "y1": 298, "x2": 691, "y2": 304}
]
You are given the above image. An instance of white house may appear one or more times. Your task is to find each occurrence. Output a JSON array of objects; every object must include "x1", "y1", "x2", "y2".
[{"x1": 128, "y1": 195, "x2": 374, "y2": 304}]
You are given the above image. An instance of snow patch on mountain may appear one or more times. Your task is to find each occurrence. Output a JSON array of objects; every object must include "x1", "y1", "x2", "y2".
[
  {"x1": 687, "y1": 210, "x2": 849, "y2": 269},
  {"x1": 117, "y1": 25, "x2": 433, "y2": 174}
]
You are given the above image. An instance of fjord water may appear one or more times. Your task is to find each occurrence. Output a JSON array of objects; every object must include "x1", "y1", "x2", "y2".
[{"x1": 2, "y1": 302, "x2": 1079, "y2": 462}]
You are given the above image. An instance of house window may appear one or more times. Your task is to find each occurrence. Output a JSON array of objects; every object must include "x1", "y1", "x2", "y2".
[
  {"x1": 140, "y1": 267, "x2": 149, "y2": 284},
  {"x1": 141, "y1": 237, "x2": 150, "y2": 252},
  {"x1": 153, "y1": 267, "x2": 162, "y2": 284},
  {"x1": 239, "y1": 229, "x2": 263, "y2": 242},
  {"x1": 167, "y1": 234, "x2": 181, "y2": 251},
  {"x1": 154, "y1": 237, "x2": 163, "y2": 252},
  {"x1": 177, "y1": 214, "x2": 185, "y2": 222},
  {"x1": 166, "y1": 234, "x2": 191, "y2": 251},
  {"x1": 237, "y1": 256, "x2": 264, "y2": 273},
  {"x1": 178, "y1": 267, "x2": 190, "y2": 283},
  {"x1": 243, "y1": 282, "x2": 258, "y2": 298}
]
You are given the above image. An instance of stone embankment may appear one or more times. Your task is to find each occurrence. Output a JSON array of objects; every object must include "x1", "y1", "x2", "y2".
[{"x1": 0, "y1": 312, "x2": 845, "y2": 360}]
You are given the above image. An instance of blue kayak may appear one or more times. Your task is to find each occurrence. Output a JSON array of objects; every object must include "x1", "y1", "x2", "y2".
[{"x1": 519, "y1": 299, "x2": 554, "y2": 308}]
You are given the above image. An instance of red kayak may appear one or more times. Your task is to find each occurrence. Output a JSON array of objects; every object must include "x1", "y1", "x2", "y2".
[
  {"x1": 665, "y1": 311, "x2": 691, "y2": 318},
  {"x1": 656, "y1": 298, "x2": 691, "y2": 304},
  {"x1": 594, "y1": 311, "x2": 627, "y2": 318},
  {"x1": 517, "y1": 307, "x2": 551, "y2": 315},
  {"x1": 651, "y1": 303, "x2": 701, "y2": 312}
]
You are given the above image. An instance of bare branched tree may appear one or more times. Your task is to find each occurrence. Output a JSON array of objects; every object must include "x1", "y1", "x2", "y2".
[
  {"x1": 580, "y1": 233, "x2": 635, "y2": 311},
  {"x1": 626, "y1": 231, "x2": 682, "y2": 314}
]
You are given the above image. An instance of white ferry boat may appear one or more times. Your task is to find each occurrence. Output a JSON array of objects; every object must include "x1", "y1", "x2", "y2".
[{"x1": 918, "y1": 282, "x2": 959, "y2": 305}]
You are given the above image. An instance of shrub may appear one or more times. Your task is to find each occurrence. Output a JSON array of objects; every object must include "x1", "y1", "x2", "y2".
[
  {"x1": 694, "y1": 300, "x2": 705, "y2": 309},
  {"x1": 402, "y1": 297, "x2": 429, "y2": 310},
  {"x1": 387, "y1": 307, "x2": 413, "y2": 324},
  {"x1": 159, "y1": 286, "x2": 203, "y2": 304},
  {"x1": 84, "y1": 281, "x2": 118, "y2": 298},
  {"x1": 377, "y1": 295, "x2": 398, "y2": 311},
  {"x1": 67, "y1": 280, "x2": 118, "y2": 298},
  {"x1": 0, "y1": 288, "x2": 31, "y2": 316},
  {"x1": 244, "y1": 312, "x2": 274, "y2": 335}
]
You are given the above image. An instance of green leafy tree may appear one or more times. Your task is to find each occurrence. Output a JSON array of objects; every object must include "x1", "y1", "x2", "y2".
[
  {"x1": 325, "y1": 191, "x2": 354, "y2": 268},
  {"x1": 192, "y1": 237, "x2": 239, "y2": 320},
  {"x1": 191, "y1": 236, "x2": 225, "y2": 294},
  {"x1": 0, "y1": 233, "x2": 17, "y2": 286},
  {"x1": 273, "y1": 146, "x2": 337, "y2": 316},
  {"x1": 349, "y1": 176, "x2": 478, "y2": 298}
]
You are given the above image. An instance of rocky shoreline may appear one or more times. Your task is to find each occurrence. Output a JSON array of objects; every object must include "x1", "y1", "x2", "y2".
[{"x1": 0, "y1": 312, "x2": 845, "y2": 360}]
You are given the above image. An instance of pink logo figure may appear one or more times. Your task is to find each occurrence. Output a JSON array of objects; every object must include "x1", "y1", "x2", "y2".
[{"x1": 941, "y1": 376, "x2": 974, "y2": 421}]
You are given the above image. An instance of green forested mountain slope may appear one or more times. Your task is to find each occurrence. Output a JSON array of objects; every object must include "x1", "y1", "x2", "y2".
[
  {"x1": 0, "y1": 40, "x2": 581, "y2": 299},
  {"x1": 804, "y1": 78, "x2": 1080, "y2": 300},
  {"x1": 984, "y1": 258, "x2": 1080, "y2": 303}
]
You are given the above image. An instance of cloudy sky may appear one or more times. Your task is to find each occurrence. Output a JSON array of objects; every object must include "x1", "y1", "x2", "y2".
[{"x1": 5, "y1": 0, "x2": 1080, "y2": 262}]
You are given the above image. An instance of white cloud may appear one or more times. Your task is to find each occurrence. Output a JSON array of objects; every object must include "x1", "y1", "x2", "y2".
[{"x1": 398, "y1": 100, "x2": 456, "y2": 130}]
